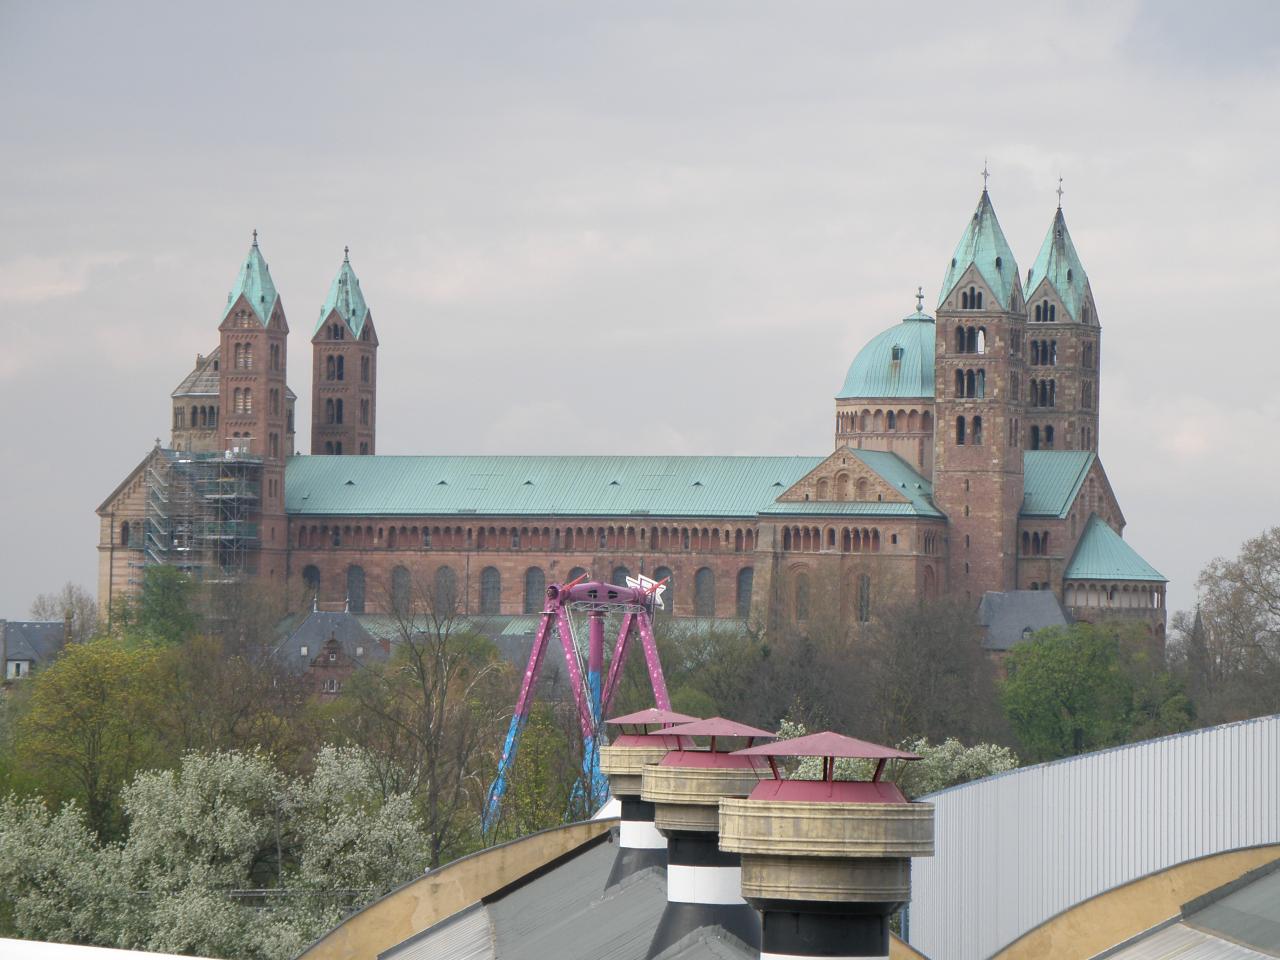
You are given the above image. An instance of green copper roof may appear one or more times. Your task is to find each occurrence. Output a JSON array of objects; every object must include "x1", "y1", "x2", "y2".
[
  {"x1": 316, "y1": 250, "x2": 371, "y2": 336},
  {"x1": 1021, "y1": 451, "x2": 1095, "y2": 518},
  {"x1": 761, "y1": 450, "x2": 941, "y2": 518},
  {"x1": 1065, "y1": 515, "x2": 1166, "y2": 582},
  {"x1": 937, "y1": 191, "x2": 1022, "y2": 311},
  {"x1": 1025, "y1": 208, "x2": 1090, "y2": 322},
  {"x1": 837, "y1": 306, "x2": 936, "y2": 400},
  {"x1": 223, "y1": 236, "x2": 279, "y2": 325},
  {"x1": 285, "y1": 455, "x2": 822, "y2": 518}
]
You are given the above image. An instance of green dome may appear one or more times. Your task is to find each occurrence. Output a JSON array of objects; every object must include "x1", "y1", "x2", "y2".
[{"x1": 837, "y1": 308, "x2": 936, "y2": 400}]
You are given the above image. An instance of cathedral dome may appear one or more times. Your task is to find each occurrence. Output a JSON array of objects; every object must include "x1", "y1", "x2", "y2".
[{"x1": 836, "y1": 302, "x2": 935, "y2": 400}]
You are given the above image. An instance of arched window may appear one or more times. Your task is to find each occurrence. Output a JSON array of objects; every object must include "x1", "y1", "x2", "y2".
[
  {"x1": 794, "y1": 573, "x2": 810, "y2": 622},
  {"x1": 1045, "y1": 425, "x2": 1054, "y2": 449},
  {"x1": 736, "y1": 567, "x2": 754, "y2": 618},
  {"x1": 480, "y1": 567, "x2": 501, "y2": 614},
  {"x1": 391, "y1": 565, "x2": 411, "y2": 616},
  {"x1": 694, "y1": 567, "x2": 715, "y2": 617},
  {"x1": 955, "y1": 326, "x2": 966, "y2": 353},
  {"x1": 1049, "y1": 304, "x2": 1056, "y2": 321},
  {"x1": 966, "y1": 327, "x2": 977, "y2": 353},
  {"x1": 886, "y1": 410, "x2": 896, "y2": 431},
  {"x1": 816, "y1": 478, "x2": 829, "y2": 499},
  {"x1": 857, "y1": 574, "x2": 872, "y2": 622},
  {"x1": 433, "y1": 566, "x2": 457, "y2": 613},
  {"x1": 568, "y1": 566, "x2": 588, "y2": 582},
  {"x1": 362, "y1": 356, "x2": 370, "y2": 383},
  {"x1": 976, "y1": 290, "x2": 983, "y2": 308},
  {"x1": 302, "y1": 565, "x2": 320, "y2": 596},
  {"x1": 243, "y1": 388, "x2": 251, "y2": 413},
  {"x1": 326, "y1": 398, "x2": 335, "y2": 424},
  {"x1": 976, "y1": 369, "x2": 986, "y2": 397},
  {"x1": 922, "y1": 411, "x2": 932, "y2": 431},
  {"x1": 653, "y1": 566, "x2": 674, "y2": 614},
  {"x1": 972, "y1": 416, "x2": 983, "y2": 445},
  {"x1": 976, "y1": 328, "x2": 986, "y2": 354},
  {"x1": 324, "y1": 441, "x2": 334, "y2": 454},
  {"x1": 965, "y1": 369, "x2": 975, "y2": 397},
  {"x1": 336, "y1": 356, "x2": 345, "y2": 381},
  {"x1": 335, "y1": 399, "x2": 344, "y2": 424},
  {"x1": 326, "y1": 356, "x2": 336, "y2": 381},
  {"x1": 346, "y1": 565, "x2": 366, "y2": 614},
  {"x1": 836, "y1": 473, "x2": 850, "y2": 500},
  {"x1": 611, "y1": 565, "x2": 631, "y2": 587},
  {"x1": 956, "y1": 416, "x2": 966, "y2": 445},
  {"x1": 120, "y1": 520, "x2": 131, "y2": 547},
  {"x1": 955, "y1": 369, "x2": 964, "y2": 397},
  {"x1": 782, "y1": 528, "x2": 792, "y2": 550},
  {"x1": 1034, "y1": 304, "x2": 1042, "y2": 322},
  {"x1": 1022, "y1": 531, "x2": 1031, "y2": 554},
  {"x1": 523, "y1": 567, "x2": 546, "y2": 614},
  {"x1": 961, "y1": 290, "x2": 970, "y2": 309},
  {"x1": 1032, "y1": 533, "x2": 1041, "y2": 556}
]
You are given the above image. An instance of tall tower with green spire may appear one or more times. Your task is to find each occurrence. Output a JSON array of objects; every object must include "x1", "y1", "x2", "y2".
[
  {"x1": 1023, "y1": 197, "x2": 1101, "y2": 452},
  {"x1": 933, "y1": 185, "x2": 1027, "y2": 600},
  {"x1": 311, "y1": 248, "x2": 378, "y2": 455},
  {"x1": 218, "y1": 230, "x2": 291, "y2": 585}
]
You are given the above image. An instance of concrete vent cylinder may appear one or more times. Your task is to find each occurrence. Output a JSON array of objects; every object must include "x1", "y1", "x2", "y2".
[
  {"x1": 599, "y1": 708, "x2": 698, "y2": 889},
  {"x1": 719, "y1": 732, "x2": 934, "y2": 960},
  {"x1": 641, "y1": 717, "x2": 776, "y2": 958}
]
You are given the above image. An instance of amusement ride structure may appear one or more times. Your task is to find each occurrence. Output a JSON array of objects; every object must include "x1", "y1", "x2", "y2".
[{"x1": 482, "y1": 574, "x2": 672, "y2": 832}]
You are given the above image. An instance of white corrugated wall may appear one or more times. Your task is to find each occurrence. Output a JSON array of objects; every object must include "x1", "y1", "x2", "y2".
[{"x1": 906, "y1": 714, "x2": 1280, "y2": 959}]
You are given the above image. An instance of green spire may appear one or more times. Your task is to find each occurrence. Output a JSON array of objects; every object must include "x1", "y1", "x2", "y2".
[
  {"x1": 316, "y1": 246, "x2": 370, "y2": 336},
  {"x1": 223, "y1": 229, "x2": 280, "y2": 325},
  {"x1": 1025, "y1": 207, "x2": 1090, "y2": 322},
  {"x1": 937, "y1": 190, "x2": 1022, "y2": 311}
]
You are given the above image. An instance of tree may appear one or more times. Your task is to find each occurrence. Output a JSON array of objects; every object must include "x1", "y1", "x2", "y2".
[
  {"x1": 860, "y1": 598, "x2": 1002, "y2": 745},
  {"x1": 333, "y1": 571, "x2": 510, "y2": 866},
  {"x1": 29, "y1": 582, "x2": 99, "y2": 642},
  {"x1": 1170, "y1": 527, "x2": 1280, "y2": 723},
  {"x1": 15, "y1": 638, "x2": 164, "y2": 837},
  {"x1": 112, "y1": 566, "x2": 199, "y2": 644},
  {"x1": 1000, "y1": 623, "x2": 1191, "y2": 762}
]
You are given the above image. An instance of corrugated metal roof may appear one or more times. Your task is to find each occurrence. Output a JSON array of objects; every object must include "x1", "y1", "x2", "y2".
[
  {"x1": 285, "y1": 455, "x2": 820, "y2": 518},
  {"x1": 1026, "y1": 208, "x2": 1090, "y2": 324},
  {"x1": 380, "y1": 903, "x2": 493, "y2": 960},
  {"x1": 938, "y1": 190, "x2": 1022, "y2": 310},
  {"x1": 835, "y1": 308, "x2": 936, "y2": 400},
  {"x1": 1021, "y1": 450, "x2": 1095, "y2": 517},
  {"x1": 1097, "y1": 920, "x2": 1274, "y2": 960},
  {"x1": 1065, "y1": 515, "x2": 1166, "y2": 582},
  {"x1": 907, "y1": 714, "x2": 1280, "y2": 960}
]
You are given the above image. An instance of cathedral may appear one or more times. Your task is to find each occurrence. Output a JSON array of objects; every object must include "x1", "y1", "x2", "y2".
[{"x1": 97, "y1": 188, "x2": 1167, "y2": 642}]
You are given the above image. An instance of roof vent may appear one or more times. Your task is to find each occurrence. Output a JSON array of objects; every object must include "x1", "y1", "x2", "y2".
[
  {"x1": 609, "y1": 480, "x2": 620, "y2": 486},
  {"x1": 344, "y1": 480, "x2": 355, "y2": 486},
  {"x1": 522, "y1": 479, "x2": 534, "y2": 486},
  {"x1": 772, "y1": 481, "x2": 784, "y2": 487},
  {"x1": 692, "y1": 481, "x2": 703, "y2": 487},
  {"x1": 995, "y1": 256, "x2": 1003, "y2": 270},
  {"x1": 436, "y1": 480, "x2": 447, "y2": 486},
  {"x1": 1067, "y1": 268, "x2": 1074, "y2": 282}
]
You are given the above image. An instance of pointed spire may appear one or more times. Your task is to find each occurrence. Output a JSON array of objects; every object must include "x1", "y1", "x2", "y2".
[
  {"x1": 981, "y1": 159, "x2": 990, "y2": 193},
  {"x1": 1026, "y1": 206, "x2": 1091, "y2": 323},
  {"x1": 223, "y1": 232, "x2": 279, "y2": 325},
  {"x1": 1056, "y1": 176, "x2": 1064, "y2": 210},
  {"x1": 317, "y1": 249, "x2": 371, "y2": 336},
  {"x1": 937, "y1": 189, "x2": 1022, "y2": 310}
]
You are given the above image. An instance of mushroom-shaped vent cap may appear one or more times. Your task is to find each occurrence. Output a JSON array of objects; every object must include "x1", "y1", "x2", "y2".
[
  {"x1": 662, "y1": 717, "x2": 776, "y2": 739},
  {"x1": 606, "y1": 707, "x2": 699, "y2": 728},
  {"x1": 733, "y1": 730, "x2": 920, "y2": 761}
]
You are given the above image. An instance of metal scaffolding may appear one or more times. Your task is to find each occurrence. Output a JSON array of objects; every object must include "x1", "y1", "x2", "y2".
[{"x1": 144, "y1": 448, "x2": 262, "y2": 582}]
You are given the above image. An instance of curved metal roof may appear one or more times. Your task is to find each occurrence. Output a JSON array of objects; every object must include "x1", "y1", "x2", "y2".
[{"x1": 836, "y1": 310, "x2": 936, "y2": 400}]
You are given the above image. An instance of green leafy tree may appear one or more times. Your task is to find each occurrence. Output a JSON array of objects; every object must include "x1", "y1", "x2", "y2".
[
  {"x1": 112, "y1": 566, "x2": 199, "y2": 644},
  {"x1": 1000, "y1": 623, "x2": 1190, "y2": 762},
  {"x1": 15, "y1": 638, "x2": 164, "y2": 837}
]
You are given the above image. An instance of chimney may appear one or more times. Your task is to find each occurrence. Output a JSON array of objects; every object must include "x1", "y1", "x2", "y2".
[
  {"x1": 641, "y1": 717, "x2": 775, "y2": 958},
  {"x1": 719, "y1": 732, "x2": 934, "y2": 960},
  {"x1": 599, "y1": 708, "x2": 698, "y2": 889}
]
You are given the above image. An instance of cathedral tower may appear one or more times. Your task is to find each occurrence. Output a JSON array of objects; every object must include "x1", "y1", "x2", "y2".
[
  {"x1": 1023, "y1": 200, "x2": 1101, "y2": 452},
  {"x1": 933, "y1": 189, "x2": 1027, "y2": 599},
  {"x1": 311, "y1": 248, "x2": 377, "y2": 455},
  {"x1": 218, "y1": 232, "x2": 290, "y2": 584}
]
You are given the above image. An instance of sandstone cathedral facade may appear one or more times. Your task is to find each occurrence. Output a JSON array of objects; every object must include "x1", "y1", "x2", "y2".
[{"x1": 97, "y1": 188, "x2": 1166, "y2": 642}]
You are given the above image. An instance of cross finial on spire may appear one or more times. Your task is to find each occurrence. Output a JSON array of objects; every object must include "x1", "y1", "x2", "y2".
[
  {"x1": 344, "y1": 245, "x2": 350, "y2": 263},
  {"x1": 252, "y1": 228, "x2": 258, "y2": 247},
  {"x1": 981, "y1": 159, "x2": 990, "y2": 192},
  {"x1": 1056, "y1": 175, "x2": 1064, "y2": 209},
  {"x1": 916, "y1": 286, "x2": 924, "y2": 312}
]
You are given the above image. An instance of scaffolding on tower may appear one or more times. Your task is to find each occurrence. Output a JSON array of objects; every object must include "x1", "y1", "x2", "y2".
[{"x1": 143, "y1": 441, "x2": 263, "y2": 583}]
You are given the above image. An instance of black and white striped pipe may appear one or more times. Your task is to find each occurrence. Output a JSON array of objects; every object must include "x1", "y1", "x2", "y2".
[
  {"x1": 646, "y1": 831, "x2": 759, "y2": 958},
  {"x1": 755, "y1": 899, "x2": 897, "y2": 960},
  {"x1": 606, "y1": 798, "x2": 667, "y2": 889}
]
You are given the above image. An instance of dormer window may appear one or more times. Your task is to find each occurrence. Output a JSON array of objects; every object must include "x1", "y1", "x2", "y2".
[
  {"x1": 995, "y1": 256, "x2": 1003, "y2": 270},
  {"x1": 891, "y1": 345, "x2": 904, "y2": 362}
]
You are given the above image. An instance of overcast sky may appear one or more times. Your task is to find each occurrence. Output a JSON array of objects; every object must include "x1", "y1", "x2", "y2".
[{"x1": 2, "y1": 0, "x2": 1278, "y2": 619}]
